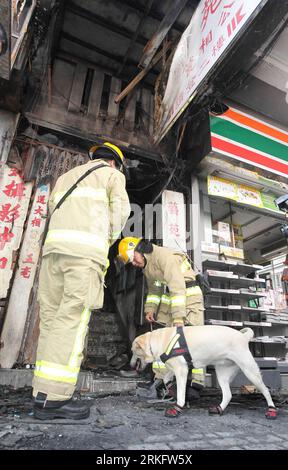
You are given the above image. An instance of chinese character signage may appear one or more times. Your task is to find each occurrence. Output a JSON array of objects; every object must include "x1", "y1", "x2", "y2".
[
  {"x1": 0, "y1": 183, "x2": 50, "y2": 368},
  {"x1": 17, "y1": 183, "x2": 49, "y2": 283},
  {"x1": 0, "y1": 164, "x2": 32, "y2": 298},
  {"x1": 162, "y1": 190, "x2": 186, "y2": 252},
  {"x1": 156, "y1": 0, "x2": 267, "y2": 142}
]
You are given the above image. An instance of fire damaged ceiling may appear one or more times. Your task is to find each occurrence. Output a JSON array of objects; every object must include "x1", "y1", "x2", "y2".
[
  {"x1": 57, "y1": 0, "x2": 200, "y2": 89},
  {"x1": 18, "y1": 1, "x2": 204, "y2": 207}
]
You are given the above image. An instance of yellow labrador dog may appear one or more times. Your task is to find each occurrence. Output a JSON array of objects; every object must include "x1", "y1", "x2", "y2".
[{"x1": 131, "y1": 326, "x2": 277, "y2": 419}]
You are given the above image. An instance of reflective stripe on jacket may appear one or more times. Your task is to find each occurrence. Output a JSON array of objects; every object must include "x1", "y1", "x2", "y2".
[{"x1": 43, "y1": 160, "x2": 130, "y2": 266}]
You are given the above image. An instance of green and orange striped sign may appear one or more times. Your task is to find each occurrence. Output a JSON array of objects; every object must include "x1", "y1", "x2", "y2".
[{"x1": 210, "y1": 107, "x2": 288, "y2": 179}]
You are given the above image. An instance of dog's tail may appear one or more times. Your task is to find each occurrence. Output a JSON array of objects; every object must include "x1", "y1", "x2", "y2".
[{"x1": 240, "y1": 327, "x2": 254, "y2": 341}]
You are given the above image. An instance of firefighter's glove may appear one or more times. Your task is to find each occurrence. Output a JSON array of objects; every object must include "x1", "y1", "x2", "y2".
[{"x1": 172, "y1": 318, "x2": 184, "y2": 326}]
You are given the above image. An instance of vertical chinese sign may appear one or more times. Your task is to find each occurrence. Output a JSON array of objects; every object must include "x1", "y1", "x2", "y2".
[
  {"x1": 162, "y1": 190, "x2": 186, "y2": 252},
  {"x1": 156, "y1": 0, "x2": 267, "y2": 141},
  {"x1": 0, "y1": 164, "x2": 33, "y2": 298},
  {"x1": 0, "y1": 182, "x2": 50, "y2": 368}
]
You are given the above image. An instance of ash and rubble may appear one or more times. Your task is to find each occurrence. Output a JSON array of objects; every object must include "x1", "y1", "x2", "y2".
[{"x1": 1, "y1": 382, "x2": 288, "y2": 451}]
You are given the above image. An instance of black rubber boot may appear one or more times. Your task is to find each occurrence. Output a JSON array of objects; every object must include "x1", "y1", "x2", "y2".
[{"x1": 33, "y1": 393, "x2": 90, "y2": 420}]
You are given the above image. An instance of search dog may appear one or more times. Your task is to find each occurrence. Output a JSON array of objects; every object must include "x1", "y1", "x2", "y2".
[{"x1": 131, "y1": 325, "x2": 277, "y2": 419}]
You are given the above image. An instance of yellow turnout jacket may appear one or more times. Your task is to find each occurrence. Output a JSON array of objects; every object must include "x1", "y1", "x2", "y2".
[{"x1": 43, "y1": 159, "x2": 130, "y2": 267}]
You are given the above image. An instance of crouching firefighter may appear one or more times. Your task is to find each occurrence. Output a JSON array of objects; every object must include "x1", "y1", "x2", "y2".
[
  {"x1": 117, "y1": 238, "x2": 205, "y2": 400},
  {"x1": 33, "y1": 142, "x2": 130, "y2": 420}
]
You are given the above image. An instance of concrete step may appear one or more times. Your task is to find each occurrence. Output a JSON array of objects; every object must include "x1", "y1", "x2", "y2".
[{"x1": 0, "y1": 368, "x2": 143, "y2": 395}]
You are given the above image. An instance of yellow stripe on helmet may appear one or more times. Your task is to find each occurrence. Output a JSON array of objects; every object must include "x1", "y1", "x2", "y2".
[
  {"x1": 88, "y1": 142, "x2": 125, "y2": 164},
  {"x1": 103, "y1": 142, "x2": 124, "y2": 163}
]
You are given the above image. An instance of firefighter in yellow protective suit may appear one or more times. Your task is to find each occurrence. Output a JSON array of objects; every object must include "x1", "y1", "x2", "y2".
[
  {"x1": 33, "y1": 142, "x2": 130, "y2": 420},
  {"x1": 118, "y1": 237, "x2": 205, "y2": 399}
]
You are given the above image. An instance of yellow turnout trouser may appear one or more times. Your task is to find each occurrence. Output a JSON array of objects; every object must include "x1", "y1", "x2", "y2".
[
  {"x1": 185, "y1": 289, "x2": 204, "y2": 327},
  {"x1": 32, "y1": 253, "x2": 104, "y2": 401}
]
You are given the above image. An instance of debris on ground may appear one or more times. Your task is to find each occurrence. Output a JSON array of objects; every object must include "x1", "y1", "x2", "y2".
[{"x1": 0, "y1": 384, "x2": 288, "y2": 450}]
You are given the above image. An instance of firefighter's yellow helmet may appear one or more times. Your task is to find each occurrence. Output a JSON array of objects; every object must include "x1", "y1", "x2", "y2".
[
  {"x1": 118, "y1": 237, "x2": 141, "y2": 264},
  {"x1": 88, "y1": 142, "x2": 125, "y2": 169}
]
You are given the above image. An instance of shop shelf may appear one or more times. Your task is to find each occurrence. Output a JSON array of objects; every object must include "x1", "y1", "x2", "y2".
[
  {"x1": 250, "y1": 338, "x2": 287, "y2": 344},
  {"x1": 205, "y1": 305, "x2": 242, "y2": 311},
  {"x1": 242, "y1": 307, "x2": 269, "y2": 313},
  {"x1": 206, "y1": 319, "x2": 243, "y2": 327},
  {"x1": 208, "y1": 288, "x2": 266, "y2": 300},
  {"x1": 203, "y1": 259, "x2": 262, "y2": 274},
  {"x1": 205, "y1": 306, "x2": 269, "y2": 314},
  {"x1": 204, "y1": 257, "x2": 287, "y2": 359},
  {"x1": 209, "y1": 288, "x2": 240, "y2": 295},
  {"x1": 208, "y1": 274, "x2": 266, "y2": 286},
  {"x1": 243, "y1": 321, "x2": 272, "y2": 327}
]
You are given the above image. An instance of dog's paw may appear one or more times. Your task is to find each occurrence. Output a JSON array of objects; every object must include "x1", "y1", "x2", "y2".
[
  {"x1": 165, "y1": 405, "x2": 183, "y2": 418},
  {"x1": 208, "y1": 405, "x2": 223, "y2": 416},
  {"x1": 265, "y1": 407, "x2": 277, "y2": 420}
]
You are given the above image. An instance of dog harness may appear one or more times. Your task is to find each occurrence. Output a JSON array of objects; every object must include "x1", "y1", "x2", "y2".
[{"x1": 160, "y1": 327, "x2": 193, "y2": 366}]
